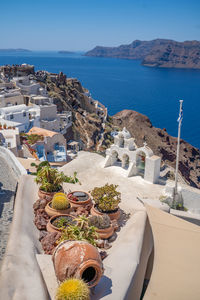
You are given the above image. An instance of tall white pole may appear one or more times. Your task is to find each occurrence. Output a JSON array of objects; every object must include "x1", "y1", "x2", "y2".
[{"x1": 174, "y1": 100, "x2": 183, "y2": 197}]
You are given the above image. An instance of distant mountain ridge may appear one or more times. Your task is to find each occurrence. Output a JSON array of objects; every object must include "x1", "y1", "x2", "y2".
[
  {"x1": 85, "y1": 39, "x2": 200, "y2": 69},
  {"x1": 0, "y1": 48, "x2": 31, "y2": 52}
]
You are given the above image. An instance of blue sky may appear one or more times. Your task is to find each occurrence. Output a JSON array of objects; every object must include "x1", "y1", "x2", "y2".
[{"x1": 1, "y1": 0, "x2": 200, "y2": 51}]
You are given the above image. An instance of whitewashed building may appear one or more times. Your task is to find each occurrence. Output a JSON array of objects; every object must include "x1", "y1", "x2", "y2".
[
  {"x1": 0, "y1": 104, "x2": 30, "y2": 132},
  {"x1": 0, "y1": 88, "x2": 24, "y2": 107},
  {"x1": 12, "y1": 76, "x2": 48, "y2": 97},
  {"x1": 0, "y1": 127, "x2": 21, "y2": 156},
  {"x1": 29, "y1": 104, "x2": 72, "y2": 133},
  {"x1": 27, "y1": 127, "x2": 67, "y2": 162}
]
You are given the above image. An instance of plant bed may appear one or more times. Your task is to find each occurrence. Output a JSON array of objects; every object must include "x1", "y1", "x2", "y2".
[
  {"x1": 88, "y1": 215, "x2": 114, "y2": 239},
  {"x1": 90, "y1": 184, "x2": 121, "y2": 220},
  {"x1": 47, "y1": 215, "x2": 76, "y2": 233},
  {"x1": 67, "y1": 191, "x2": 92, "y2": 208}
]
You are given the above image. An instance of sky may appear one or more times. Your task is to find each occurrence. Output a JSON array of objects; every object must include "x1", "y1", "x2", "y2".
[{"x1": 1, "y1": 0, "x2": 200, "y2": 51}]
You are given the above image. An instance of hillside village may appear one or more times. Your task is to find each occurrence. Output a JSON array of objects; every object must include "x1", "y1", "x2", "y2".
[{"x1": 0, "y1": 64, "x2": 108, "y2": 166}]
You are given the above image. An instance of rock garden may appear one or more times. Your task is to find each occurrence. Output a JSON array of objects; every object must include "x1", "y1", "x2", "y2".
[{"x1": 33, "y1": 162, "x2": 128, "y2": 299}]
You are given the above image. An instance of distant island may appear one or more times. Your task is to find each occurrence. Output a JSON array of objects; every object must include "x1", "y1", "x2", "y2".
[
  {"x1": 58, "y1": 51, "x2": 75, "y2": 54},
  {"x1": 0, "y1": 48, "x2": 31, "y2": 52},
  {"x1": 85, "y1": 39, "x2": 200, "y2": 69}
]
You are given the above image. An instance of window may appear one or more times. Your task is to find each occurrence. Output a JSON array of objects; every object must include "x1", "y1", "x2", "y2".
[
  {"x1": 8, "y1": 142, "x2": 11, "y2": 147},
  {"x1": 10, "y1": 114, "x2": 14, "y2": 120}
]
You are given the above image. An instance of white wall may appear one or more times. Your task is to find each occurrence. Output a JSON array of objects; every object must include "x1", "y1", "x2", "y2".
[
  {"x1": 0, "y1": 146, "x2": 26, "y2": 178},
  {"x1": 165, "y1": 182, "x2": 200, "y2": 214},
  {"x1": 0, "y1": 106, "x2": 30, "y2": 131}
]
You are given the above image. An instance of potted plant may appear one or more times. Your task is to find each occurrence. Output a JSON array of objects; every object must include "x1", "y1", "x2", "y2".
[
  {"x1": 67, "y1": 191, "x2": 92, "y2": 208},
  {"x1": 35, "y1": 165, "x2": 79, "y2": 201},
  {"x1": 46, "y1": 214, "x2": 76, "y2": 233},
  {"x1": 56, "y1": 278, "x2": 90, "y2": 300},
  {"x1": 88, "y1": 214, "x2": 114, "y2": 239},
  {"x1": 90, "y1": 184, "x2": 121, "y2": 220},
  {"x1": 57, "y1": 216, "x2": 99, "y2": 246},
  {"x1": 45, "y1": 192, "x2": 72, "y2": 217}
]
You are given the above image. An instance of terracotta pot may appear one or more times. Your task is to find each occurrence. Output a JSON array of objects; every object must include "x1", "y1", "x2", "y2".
[
  {"x1": 52, "y1": 240, "x2": 104, "y2": 288},
  {"x1": 67, "y1": 191, "x2": 92, "y2": 208},
  {"x1": 38, "y1": 188, "x2": 64, "y2": 202},
  {"x1": 45, "y1": 201, "x2": 71, "y2": 217},
  {"x1": 96, "y1": 225, "x2": 114, "y2": 240},
  {"x1": 90, "y1": 205, "x2": 120, "y2": 221},
  {"x1": 46, "y1": 214, "x2": 76, "y2": 233}
]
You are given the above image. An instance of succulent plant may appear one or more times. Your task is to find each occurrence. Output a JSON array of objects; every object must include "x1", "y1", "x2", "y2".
[
  {"x1": 56, "y1": 278, "x2": 90, "y2": 300},
  {"x1": 35, "y1": 166, "x2": 80, "y2": 192},
  {"x1": 52, "y1": 193, "x2": 70, "y2": 210},
  {"x1": 52, "y1": 215, "x2": 76, "y2": 228},
  {"x1": 91, "y1": 183, "x2": 121, "y2": 212},
  {"x1": 58, "y1": 216, "x2": 99, "y2": 246},
  {"x1": 88, "y1": 215, "x2": 111, "y2": 229}
]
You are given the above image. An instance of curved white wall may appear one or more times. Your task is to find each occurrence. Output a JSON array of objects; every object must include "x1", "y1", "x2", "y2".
[{"x1": 0, "y1": 146, "x2": 27, "y2": 178}]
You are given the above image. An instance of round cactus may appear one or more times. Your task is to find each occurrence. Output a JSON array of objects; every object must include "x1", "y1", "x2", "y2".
[
  {"x1": 52, "y1": 193, "x2": 70, "y2": 210},
  {"x1": 56, "y1": 278, "x2": 90, "y2": 300}
]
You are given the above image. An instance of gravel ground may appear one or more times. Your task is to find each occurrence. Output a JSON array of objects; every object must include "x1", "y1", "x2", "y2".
[{"x1": 0, "y1": 156, "x2": 17, "y2": 268}]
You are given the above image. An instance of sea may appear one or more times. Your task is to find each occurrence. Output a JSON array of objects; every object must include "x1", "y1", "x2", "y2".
[{"x1": 0, "y1": 51, "x2": 200, "y2": 149}]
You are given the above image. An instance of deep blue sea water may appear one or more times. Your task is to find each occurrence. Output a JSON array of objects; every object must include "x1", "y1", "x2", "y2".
[{"x1": 0, "y1": 51, "x2": 200, "y2": 149}]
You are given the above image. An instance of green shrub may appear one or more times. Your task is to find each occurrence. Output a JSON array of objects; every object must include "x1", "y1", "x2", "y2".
[{"x1": 91, "y1": 183, "x2": 121, "y2": 212}]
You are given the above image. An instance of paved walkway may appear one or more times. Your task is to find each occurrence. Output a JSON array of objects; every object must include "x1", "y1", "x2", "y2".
[{"x1": 0, "y1": 156, "x2": 17, "y2": 267}]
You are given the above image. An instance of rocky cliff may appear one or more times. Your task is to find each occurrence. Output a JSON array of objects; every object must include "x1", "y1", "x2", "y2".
[
  {"x1": 85, "y1": 39, "x2": 200, "y2": 69},
  {"x1": 37, "y1": 72, "x2": 107, "y2": 150},
  {"x1": 111, "y1": 110, "x2": 200, "y2": 188}
]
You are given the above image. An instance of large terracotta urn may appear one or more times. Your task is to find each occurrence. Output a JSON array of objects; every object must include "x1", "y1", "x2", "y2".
[{"x1": 52, "y1": 240, "x2": 104, "y2": 288}]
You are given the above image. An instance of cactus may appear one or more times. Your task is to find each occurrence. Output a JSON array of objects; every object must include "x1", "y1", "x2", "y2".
[
  {"x1": 56, "y1": 278, "x2": 90, "y2": 300},
  {"x1": 88, "y1": 215, "x2": 111, "y2": 229},
  {"x1": 52, "y1": 193, "x2": 70, "y2": 210}
]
